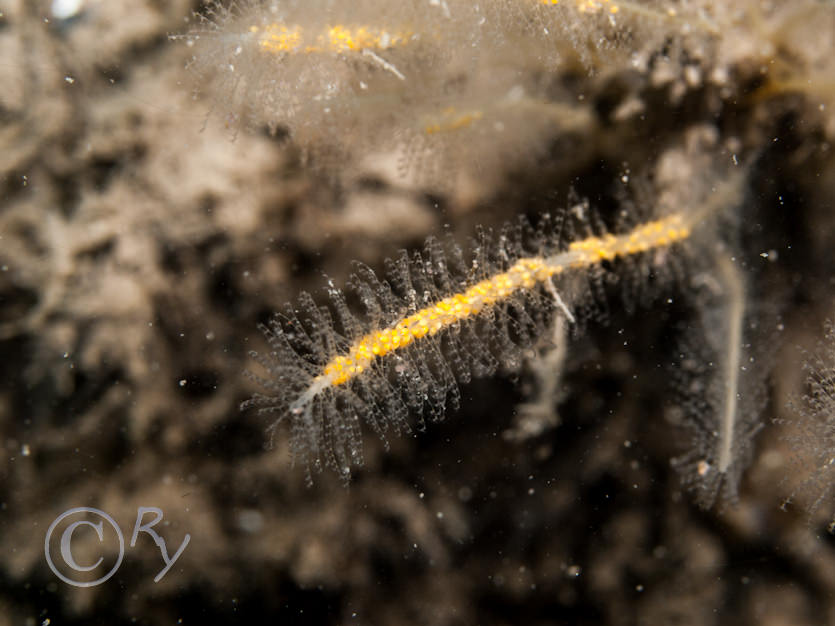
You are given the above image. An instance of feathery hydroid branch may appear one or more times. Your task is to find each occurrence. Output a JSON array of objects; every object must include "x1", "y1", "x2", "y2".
[
  {"x1": 315, "y1": 213, "x2": 691, "y2": 391},
  {"x1": 241, "y1": 181, "x2": 739, "y2": 484}
]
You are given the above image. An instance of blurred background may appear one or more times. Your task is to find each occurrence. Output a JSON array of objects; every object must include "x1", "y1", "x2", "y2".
[{"x1": 1, "y1": 1, "x2": 835, "y2": 624}]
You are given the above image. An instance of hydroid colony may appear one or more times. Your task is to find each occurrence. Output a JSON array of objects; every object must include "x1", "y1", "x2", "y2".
[
  {"x1": 179, "y1": 0, "x2": 728, "y2": 186},
  {"x1": 174, "y1": 0, "x2": 811, "y2": 504},
  {"x1": 241, "y1": 165, "x2": 757, "y2": 507}
]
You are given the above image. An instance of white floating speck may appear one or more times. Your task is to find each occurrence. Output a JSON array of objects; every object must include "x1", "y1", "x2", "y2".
[{"x1": 51, "y1": 0, "x2": 84, "y2": 20}]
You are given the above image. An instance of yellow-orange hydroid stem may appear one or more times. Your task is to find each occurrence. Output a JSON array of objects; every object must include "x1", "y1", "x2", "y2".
[{"x1": 317, "y1": 213, "x2": 691, "y2": 388}]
